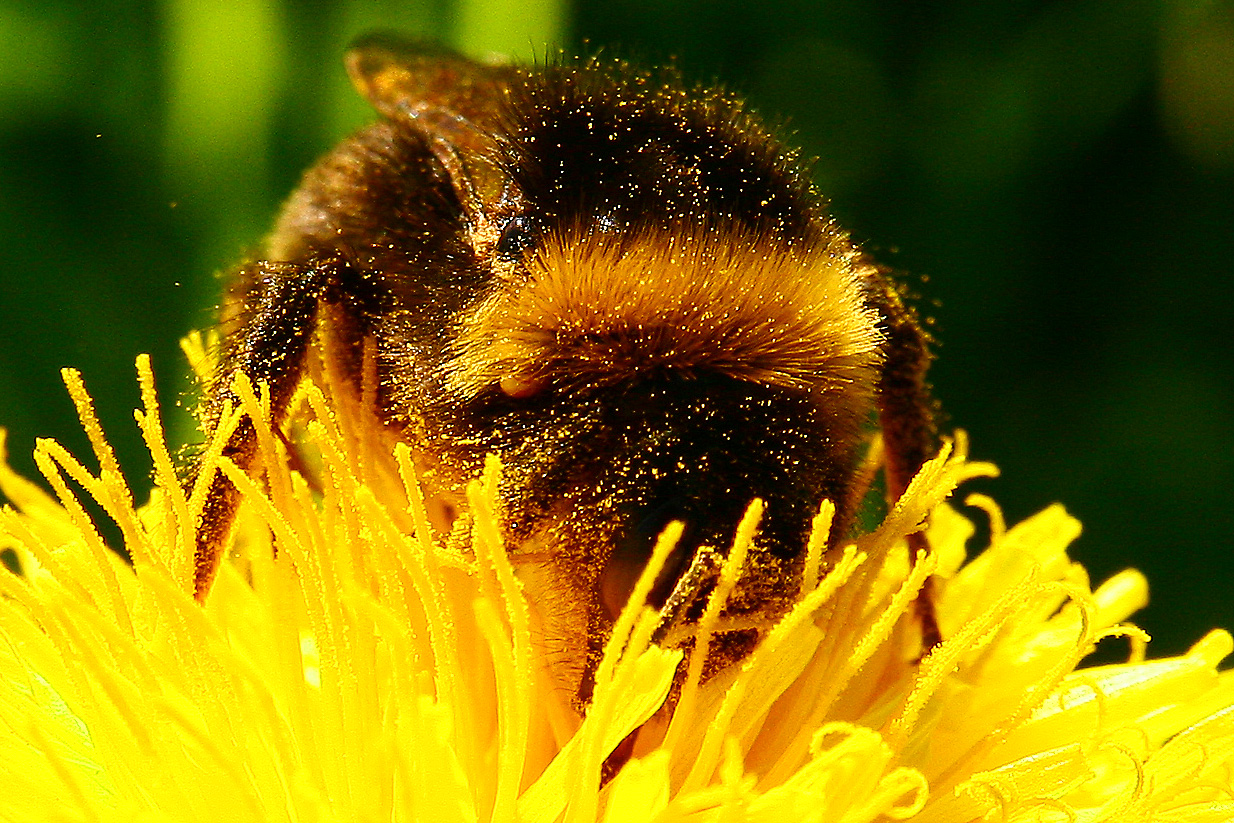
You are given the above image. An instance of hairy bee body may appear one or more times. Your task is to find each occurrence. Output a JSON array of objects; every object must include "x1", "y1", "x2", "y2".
[{"x1": 194, "y1": 38, "x2": 936, "y2": 702}]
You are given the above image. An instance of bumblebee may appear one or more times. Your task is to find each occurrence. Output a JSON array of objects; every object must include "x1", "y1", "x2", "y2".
[{"x1": 191, "y1": 37, "x2": 938, "y2": 703}]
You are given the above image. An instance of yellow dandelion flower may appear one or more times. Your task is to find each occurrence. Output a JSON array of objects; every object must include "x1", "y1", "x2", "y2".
[{"x1": 1, "y1": 346, "x2": 1233, "y2": 822}]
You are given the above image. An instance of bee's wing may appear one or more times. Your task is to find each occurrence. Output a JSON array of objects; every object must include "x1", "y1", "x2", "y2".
[
  {"x1": 345, "y1": 35, "x2": 516, "y2": 144},
  {"x1": 346, "y1": 34, "x2": 521, "y2": 218}
]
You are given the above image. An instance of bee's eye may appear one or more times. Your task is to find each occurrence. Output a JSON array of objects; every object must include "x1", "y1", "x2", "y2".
[
  {"x1": 495, "y1": 215, "x2": 537, "y2": 258},
  {"x1": 600, "y1": 497, "x2": 699, "y2": 620}
]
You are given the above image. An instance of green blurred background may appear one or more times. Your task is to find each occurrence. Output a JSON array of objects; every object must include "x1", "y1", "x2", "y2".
[{"x1": 1, "y1": 0, "x2": 1231, "y2": 656}]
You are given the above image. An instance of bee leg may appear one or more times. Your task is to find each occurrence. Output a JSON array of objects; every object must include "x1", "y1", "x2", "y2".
[
  {"x1": 870, "y1": 277, "x2": 942, "y2": 653},
  {"x1": 191, "y1": 256, "x2": 369, "y2": 601},
  {"x1": 600, "y1": 730, "x2": 639, "y2": 786}
]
